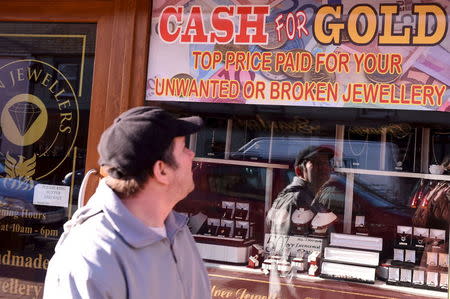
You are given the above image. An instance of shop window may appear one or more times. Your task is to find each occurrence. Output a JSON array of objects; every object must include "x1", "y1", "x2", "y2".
[
  {"x1": 165, "y1": 102, "x2": 449, "y2": 298},
  {"x1": 0, "y1": 22, "x2": 96, "y2": 298}
]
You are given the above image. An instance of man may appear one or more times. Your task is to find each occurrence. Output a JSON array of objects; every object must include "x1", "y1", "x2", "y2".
[
  {"x1": 44, "y1": 107, "x2": 211, "y2": 299},
  {"x1": 266, "y1": 145, "x2": 338, "y2": 235}
]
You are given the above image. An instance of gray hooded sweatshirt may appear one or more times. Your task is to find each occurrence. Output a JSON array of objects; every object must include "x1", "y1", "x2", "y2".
[{"x1": 43, "y1": 179, "x2": 211, "y2": 299}]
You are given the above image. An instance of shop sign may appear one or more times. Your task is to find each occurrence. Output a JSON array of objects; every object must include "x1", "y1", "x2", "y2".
[
  {"x1": 264, "y1": 233, "x2": 327, "y2": 256},
  {"x1": 147, "y1": 1, "x2": 449, "y2": 112},
  {"x1": 0, "y1": 59, "x2": 79, "y2": 187}
]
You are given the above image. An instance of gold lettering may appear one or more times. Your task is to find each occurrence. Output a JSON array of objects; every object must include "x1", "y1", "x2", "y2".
[
  {"x1": 1, "y1": 280, "x2": 9, "y2": 292},
  {"x1": 1, "y1": 279, "x2": 43, "y2": 299},
  {"x1": 9, "y1": 70, "x2": 15, "y2": 87},
  {"x1": 48, "y1": 79, "x2": 59, "y2": 93},
  {"x1": 211, "y1": 285, "x2": 234, "y2": 298},
  {"x1": 40, "y1": 73, "x2": 52, "y2": 87},
  {"x1": 11, "y1": 255, "x2": 24, "y2": 267},
  {"x1": 54, "y1": 88, "x2": 65, "y2": 100},
  {"x1": 0, "y1": 79, "x2": 5, "y2": 88},
  {"x1": 256, "y1": 115, "x2": 268, "y2": 129},
  {"x1": 27, "y1": 67, "x2": 43, "y2": 82},
  {"x1": 18, "y1": 283, "x2": 25, "y2": 295},
  {"x1": 58, "y1": 100, "x2": 71, "y2": 110},
  {"x1": 16, "y1": 68, "x2": 25, "y2": 82},
  {"x1": 24, "y1": 257, "x2": 32, "y2": 268},
  {"x1": 236, "y1": 288, "x2": 248, "y2": 299},
  {"x1": 349, "y1": 123, "x2": 411, "y2": 137},
  {"x1": 0, "y1": 251, "x2": 49, "y2": 270},
  {"x1": 59, "y1": 112, "x2": 73, "y2": 133}
]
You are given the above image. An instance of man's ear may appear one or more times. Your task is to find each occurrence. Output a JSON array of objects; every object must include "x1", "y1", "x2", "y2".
[
  {"x1": 152, "y1": 160, "x2": 170, "y2": 185},
  {"x1": 294, "y1": 166, "x2": 302, "y2": 177}
]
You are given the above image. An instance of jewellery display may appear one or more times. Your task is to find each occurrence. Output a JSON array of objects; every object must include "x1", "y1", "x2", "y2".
[
  {"x1": 412, "y1": 268, "x2": 425, "y2": 286},
  {"x1": 199, "y1": 118, "x2": 228, "y2": 159},
  {"x1": 354, "y1": 215, "x2": 369, "y2": 236},
  {"x1": 261, "y1": 258, "x2": 275, "y2": 275},
  {"x1": 203, "y1": 218, "x2": 220, "y2": 236},
  {"x1": 329, "y1": 233, "x2": 383, "y2": 252},
  {"x1": 207, "y1": 129, "x2": 216, "y2": 157},
  {"x1": 429, "y1": 229, "x2": 446, "y2": 249},
  {"x1": 180, "y1": 127, "x2": 448, "y2": 295},
  {"x1": 400, "y1": 268, "x2": 412, "y2": 285},
  {"x1": 248, "y1": 255, "x2": 260, "y2": 268},
  {"x1": 438, "y1": 253, "x2": 448, "y2": 269},
  {"x1": 404, "y1": 250, "x2": 416, "y2": 264},
  {"x1": 388, "y1": 266, "x2": 400, "y2": 284},
  {"x1": 426, "y1": 271, "x2": 439, "y2": 288},
  {"x1": 291, "y1": 207, "x2": 315, "y2": 225},
  {"x1": 426, "y1": 252, "x2": 438, "y2": 268},
  {"x1": 393, "y1": 248, "x2": 405, "y2": 263},
  {"x1": 429, "y1": 164, "x2": 445, "y2": 175},
  {"x1": 412, "y1": 227, "x2": 428, "y2": 251},
  {"x1": 247, "y1": 244, "x2": 264, "y2": 269},
  {"x1": 291, "y1": 206, "x2": 314, "y2": 235},
  {"x1": 439, "y1": 273, "x2": 448, "y2": 290},
  {"x1": 389, "y1": 132, "x2": 413, "y2": 171},
  {"x1": 321, "y1": 232, "x2": 380, "y2": 284},
  {"x1": 234, "y1": 221, "x2": 250, "y2": 239},
  {"x1": 291, "y1": 250, "x2": 307, "y2": 274},
  {"x1": 234, "y1": 202, "x2": 249, "y2": 221},
  {"x1": 347, "y1": 129, "x2": 369, "y2": 168},
  {"x1": 218, "y1": 219, "x2": 234, "y2": 237},
  {"x1": 395, "y1": 226, "x2": 412, "y2": 248},
  {"x1": 197, "y1": 200, "x2": 254, "y2": 242},
  {"x1": 321, "y1": 261, "x2": 376, "y2": 284},
  {"x1": 308, "y1": 251, "x2": 321, "y2": 276},
  {"x1": 430, "y1": 131, "x2": 450, "y2": 165},
  {"x1": 311, "y1": 209, "x2": 337, "y2": 235},
  {"x1": 277, "y1": 259, "x2": 291, "y2": 277},
  {"x1": 221, "y1": 201, "x2": 235, "y2": 219},
  {"x1": 324, "y1": 247, "x2": 379, "y2": 267}
]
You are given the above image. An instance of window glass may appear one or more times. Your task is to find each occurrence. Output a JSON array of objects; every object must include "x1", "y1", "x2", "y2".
[
  {"x1": 0, "y1": 23, "x2": 96, "y2": 298},
  {"x1": 161, "y1": 102, "x2": 449, "y2": 298}
]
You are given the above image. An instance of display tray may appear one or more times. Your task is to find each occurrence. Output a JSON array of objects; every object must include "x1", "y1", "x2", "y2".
[
  {"x1": 323, "y1": 247, "x2": 380, "y2": 267},
  {"x1": 319, "y1": 273, "x2": 375, "y2": 285},
  {"x1": 329, "y1": 233, "x2": 383, "y2": 251},
  {"x1": 321, "y1": 261, "x2": 376, "y2": 284}
]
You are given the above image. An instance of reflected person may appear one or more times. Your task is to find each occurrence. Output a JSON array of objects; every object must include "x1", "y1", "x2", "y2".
[{"x1": 267, "y1": 145, "x2": 337, "y2": 235}]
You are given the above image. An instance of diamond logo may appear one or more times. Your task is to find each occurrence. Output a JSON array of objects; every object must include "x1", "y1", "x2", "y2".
[{"x1": 8, "y1": 102, "x2": 42, "y2": 136}]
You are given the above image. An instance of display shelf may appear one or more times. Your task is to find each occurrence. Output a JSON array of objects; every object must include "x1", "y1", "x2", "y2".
[
  {"x1": 193, "y1": 157, "x2": 290, "y2": 169},
  {"x1": 194, "y1": 158, "x2": 449, "y2": 181},
  {"x1": 335, "y1": 168, "x2": 450, "y2": 181},
  {"x1": 205, "y1": 262, "x2": 447, "y2": 299}
]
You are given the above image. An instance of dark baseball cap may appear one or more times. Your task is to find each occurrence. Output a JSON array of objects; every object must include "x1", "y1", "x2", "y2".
[
  {"x1": 294, "y1": 145, "x2": 334, "y2": 167},
  {"x1": 98, "y1": 106, "x2": 203, "y2": 179}
]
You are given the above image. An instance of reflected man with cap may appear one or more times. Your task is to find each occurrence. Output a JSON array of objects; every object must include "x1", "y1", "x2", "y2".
[
  {"x1": 44, "y1": 107, "x2": 211, "y2": 299},
  {"x1": 267, "y1": 145, "x2": 337, "y2": 236}
]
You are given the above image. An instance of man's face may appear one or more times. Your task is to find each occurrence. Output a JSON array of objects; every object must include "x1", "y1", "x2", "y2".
[
  {"x1": 167, "y1": 136, "x2": 196, "y2": 200},
  {"x1": 301, "y1": 153, "x2": 332, "y2": 191}
]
